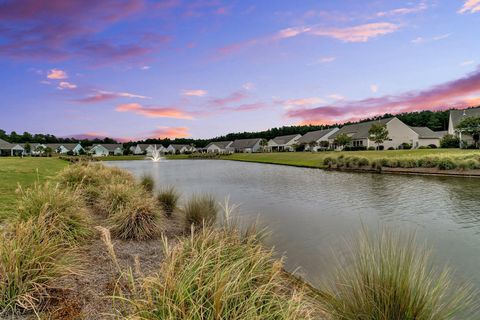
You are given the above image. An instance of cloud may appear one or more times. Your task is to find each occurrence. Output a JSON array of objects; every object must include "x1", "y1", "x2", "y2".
[
  {"x1": 461, "y1": 60, "x2": 475, "y2": 66},
  {"x1": 208, "y1": 90, "x2": 248, "y2": 108},
  {"x1": 74, "y1": 90, "x2": 150, "y2": 103},
  {"x1": 286, "y1": 67, "x2": 480, "y2": 124},
  {"x1": 116, "y1": 103, "x2": 194, "y2": 119},
  {"x1": 141, "y1": 65, "x2": 151, "y2": 70},
  {"x1": 150, "y1": 126, "x2": 190, "y2": 138},
  {"x1": 370, "y1": 84, "x2": 379, "y2": 93},
  {"x1": 411, "y1": 33, "x2": 451, "y2": 44},
  {"x1": 242, "y1": 82, "x2": 256, "y2": 90},
  {"x1": 58, "y1": 81, "x2": 77, "y2": 90},
  {"x1": 47, "y1": 69, "x2": 68, "y2": 79},
  {"x1": 231, "y1": 102, "x2": 267, "y2": 112},
  {"x1": 311, "y1": 56, "x2": 336, "y2": 64},
  {"x1": 279, "y1": 97, "x2": 325, "y2": 109},
  {"x1": 328, "y1": 94, "x2": 346, "y2": 100},
  {"x1": 458, "y1": 0, "x2": 480, "y2": 13},
  {"x1": 182, "y1": 89, "x2": 208, "y2": 97},
  {"x1": 377, "y1": 2, "x2": 428, "y2": 17}
]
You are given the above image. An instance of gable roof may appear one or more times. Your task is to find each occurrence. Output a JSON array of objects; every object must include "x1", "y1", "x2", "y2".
[
  {"x1": 450, "y1": 107, "x2": 480, "y2": 129},
  {"x1": 0, "y1": 138, "x2": 12, "y2": 150},
  {"x1": 409, "y1": 126, "x2": 440, "y2": 139},
  {"x1": 329, "y1": 118, "x2": 393, "y2": 140},
  {"x1": 97, "y1": 144, "x2": 123, "y2": 151},
  {"x1": 168, "y1": 144, "x2": 190, "y2": 150},
  {"x1": 206, "y1": 141, "x2": 232, "y2": 149},
  {"x1": 297, "y1": 128, "x2": 337, "y2": 144},
  {"x1": 271, "y1": 134, "x2": 300, "y2": 145},
  {"x1": 230, "y1": 138, "x2": 262, "y2": 149}
]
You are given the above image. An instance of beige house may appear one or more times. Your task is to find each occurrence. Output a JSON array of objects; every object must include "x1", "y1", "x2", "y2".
[
  {"x1": 229, "y1": 138, "x2": 262, "y2": 153},
  {"x1": 408, "y1": 127, "x2": 443, "y2": 148},
  {"x1": 205, "y1": 141, "x2": 233, "y2": 153},
  {"x1": 267, "y1": 134, "x2": 301, "y2": 152},
  {"x1": 297, "y1": 128, "x2": 339, "y2": 151},
  {"x1": 448, "y1": 107, "x2": 480, "y2": 146}
]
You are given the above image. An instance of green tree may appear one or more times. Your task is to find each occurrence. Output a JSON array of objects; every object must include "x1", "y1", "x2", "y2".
[
  {"x1": 456, "y1": 116, "x2": 480, "y2": 148},
  {"x1": 24, "y1": 142, "x2": 31, "y2": 155},
  {"x1": 334, "y1": 133, "x2": 352, "y2": 149},
  {"x1": 308, "y1": 141, "x2": 318, "y2": 152},
  {"x1": 440, "y1": 134, "x2": 460, "y2": 148},
  {"x1": 259, "y1": 139, "x2": 268, "y2": 152},
  {"x1": 368, "y1": 123, "x2": 389, "y2": 150}
]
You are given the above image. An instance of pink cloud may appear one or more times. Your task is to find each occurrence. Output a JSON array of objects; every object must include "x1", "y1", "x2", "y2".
[
  {"x1": 116, "y1": 103, "x2": 194, "y2": 119},
  {"x1": 47, "y1": 69, "x2": 68, "y2": 79},
  {"x1": 286, "y1": 67, "x2": 480, "y2": 125},
  {"x1": 458, "y1": 0, "x2": 480, "y2": 13},
  {"x1": 150, "y1": 126, "x2": 190, "y2": 138},
  {"x1": 74, "y1": 90, "x2": 150, "y2": 103},
  {"x1": 208, "y1": 90, "x2": 248, "y2": 107},
  {"x1": 183, "y1": 89, "x2": 208, "y2": 97},
  {"x1": 58, "y1": 81, "x2": 77, "y2": 90},
  {"x1": 377, "y1": 2, "x2": 428, "y2": 17}
]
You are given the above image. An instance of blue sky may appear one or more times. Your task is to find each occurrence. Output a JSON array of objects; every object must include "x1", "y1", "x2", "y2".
[{"x1": 1, "y1": 0, "x2": 479, "y2": 141}]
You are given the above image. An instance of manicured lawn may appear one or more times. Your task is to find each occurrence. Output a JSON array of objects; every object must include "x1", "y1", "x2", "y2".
[
  {"x1": 220, "y1": 149, "x2": 480, "y2": 168},
  {"x1": 0, "y1": 157, "x2": 67, "y2": 222}
]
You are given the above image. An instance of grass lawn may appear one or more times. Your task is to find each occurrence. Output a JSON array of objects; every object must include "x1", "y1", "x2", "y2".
[
  {"x1": 0, "y1": 157, "x2": 67, "y2": 222},
  {"x1": 220, "y1": 149, "x2": 480, "y2": 168}
]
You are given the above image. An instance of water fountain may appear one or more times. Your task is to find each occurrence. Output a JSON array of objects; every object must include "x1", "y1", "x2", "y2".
[{"x1": 147, "y1": 145, "x2": 165, "y2": 162}]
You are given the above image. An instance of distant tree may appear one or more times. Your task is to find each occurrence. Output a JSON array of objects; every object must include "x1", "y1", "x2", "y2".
[
  {"x1": 259, "y1": 139, "x2": 268, "y2": 152},
  {"x1": 24, "y1": 142, "x2": 31, "y2": 155},
  {"x1": 440, "y1": 134, "x2": 460, "y2": 148},
  {"x1": 319, "y1": 140, "x2": 330, "y2": 150},
  {"x1": 368, "y1": 123, "x2": 389, "y2": 150},
  {"x1": 334, "y1": 133, "x2": 352, "y2": 149},
  {"x1": 308, "y1": 141, "x2": 318, "y2": 152},
  {"x1": 44, "y1": 146, "x2": 53, "y2": 157},
  {"x1": 456, "y1": 116, "x2": 480, "y2": 148}
]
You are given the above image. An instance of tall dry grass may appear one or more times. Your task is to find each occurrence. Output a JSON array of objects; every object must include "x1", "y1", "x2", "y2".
[
  {"x1": 140, "y1": 174, "x2": 155, "y2": 193},
  {"x1": 318, "y1": 228, "x2": 476, "y2": 320},
  {"x1": 157, "y1": 186, "x2": 180, "y2": 217},
  {"x1": 184, "y1": 194, "x2": 219, "y2": 228}
]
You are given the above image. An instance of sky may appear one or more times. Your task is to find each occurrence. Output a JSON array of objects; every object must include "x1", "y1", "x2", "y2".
[{"x1": 1, "y1": 0, "x2": 480, "y2": 141}]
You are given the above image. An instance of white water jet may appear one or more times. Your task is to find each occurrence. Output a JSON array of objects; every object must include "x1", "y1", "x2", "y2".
[{"x1": 147, "y1": 145, "x2": 165, "y2": 162}]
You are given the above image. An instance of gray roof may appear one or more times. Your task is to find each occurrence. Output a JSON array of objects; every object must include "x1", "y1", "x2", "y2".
[
  {"x1": 297, "y1": 128, "x2": 337, "y2": 144},
  {"x1": 230, "y1": 138, "x2": 262, "y2": 149},
  {"x1": 329, "y1": 118, "x2": 393, "y2": 140},
  {"x1": 450, "y1": 107, "x2": 480, "y2": 129},
  {"x1": 435, "y1": 130, "x2": 448, "y2": 138},
  {"x1": 0, "y1": 138, "x2": 12, "y2": 150},
  {"x1": 271, "y1": 134, "x2": 300, "y2": 145},
  {"x1": 45, "y1": 143, "x2": 80, "y2": 150},
  {"x1": 169, "y1": 144, "x2": 190, "y2": 150},
  {"x1": 206, "y1": 141, "x2": 232, "y2": 149},
  {"x1": 409, "y1": 126, "x2": 440, "y2": 139},
  {"x1": 96, "y1": 144, "x2": 123, "y2": 151}
]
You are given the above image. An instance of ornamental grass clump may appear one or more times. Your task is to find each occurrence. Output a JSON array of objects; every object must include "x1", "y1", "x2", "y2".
[
  {"x1": 96, "y1": 183, "x2": 137, "y2": 216},
  {"x1": 438, "y1": 157, "x2": 457, "y2": 170},
  {"x1": 457, "y1": 159, "x2": 479, "y2": 171},
  {"x1": 418, "y1": 156, "x2": 440, "y2": 168},
  {"x1": 397, "y1": 158, "x2": 418, "y2": 168},
  {"x1": 16, "y1": 182, "x2": 91, "y2": 244},
  {"x1": 357, "y1": 157, "x2": 369, "y2": 167},
  {"x1": 0, "y1": 219, "x2": 76, "y2": 315},
  {"x1": 120, "y1": 225, "x2": 313, "y2": 319},
  {"x1": 184, "y1": 194, "x2": 219, "y2": 228},
  {"x1": 140, "y1": 174, "x2": 155, "y2": 193},
  {"x1": 323, "y1": 156, "x2": 336, "y2": 168},
  {"x1": 108, "y1": 190, "x2": 161, "y2": 240},
  {"x1": 157, "y1": 186, "x2": 180, "y2": 217},
  {"x1": 318, "y1": 228, "x2": 475, "y2": 320}
]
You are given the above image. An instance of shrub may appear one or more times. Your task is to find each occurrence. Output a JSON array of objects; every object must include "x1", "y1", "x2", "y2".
[
  {"x1": 418, "y1": 156, "x2": 440, "y2": 168},
  {"x1": 140, "y1": 174, "x2": 155, "y2": 193},
  {"x1": 387, "y1": 146, "x2": 395, "y2": 150},
  {"x1": 96, "y1": 183, "x2": 136, "y2": 216},
  {"x1": 184, "y1": 194, "x2": 219, "y2": 228},
  {"x1": 440, "y1": 134, "x2": 460, "y2": 148},
  {"x1": 318, "y1": 228, "x2": 475, "y2": 320},
  {"x1": 397, "y1": 158, "x2": 418, "y2": 168},
  {"x1": 357, "y1": 157, "x2": 369, "y2": 167},
  {"x1": 157, "y1": 186, "x2": 180, "y2": 217},
  {"x1": 438, "y1": 158, "x2": 457, "y2": 170},
  {"x1": 323, "y1": 156, "x2": 336, "y2": 167},
  {"x1": 0, "y1": 220, "x2": 75, "y2": 315},
  {"x1": 367, "y1": 146, "x2": 376, "y2": 151},
  {"x1": 16, "y1": 183, "x2": 91, "y2": 244},
  {"x1": 428, "y1": 144, "x2": 438, "y2": 148},
  {"x1": 122, "y1": 225, "x2": 312, "y2": 319},
  {"x1": 457, "y1": 159, "x2": 477, "y2": 171},
  {"x1": 385, "y1": 159, "x2": 399, "y2": 168},
  {"x1": 399, "y1": 142, "x2": 412, "y2": 149},
  {"x1": 108, "y1": 191, "x2": 160, "y2": 240}
]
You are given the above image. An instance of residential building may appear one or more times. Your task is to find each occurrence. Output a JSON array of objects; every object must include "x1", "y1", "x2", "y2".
[
  {"x1": 0, "y1": 138, "x2": 13, "y2": 156},
  {"x1": 448, "y1": 107, "x2": 480, "y2": 146},
  {"x1": 166, "y1": 144, "x2": 193, "y2": 154},
  {"x1": 89, "y1": 144, "x2": 123, "y2": 156},
  {"x1": 408, "y1": 127, "x2": 442, "y2": 148},
  {"x1": 205, "y1": 141, "x2": 233, "y2": 153},
  {"x1": 45, "y1": 143, "x2": 84, "y2": 155},
  {"x1": 297, "y1": 128, "x2": 339, "y2": 151},
  {"x1": 133, "y1": 144, "x2": 166, "y2": 156},
  {"x1": 229, "y1": 138, "x2": 263, "y2": 153},
  {"x1": 267, "y1": 134, "x2": 301, "y2": 152}
]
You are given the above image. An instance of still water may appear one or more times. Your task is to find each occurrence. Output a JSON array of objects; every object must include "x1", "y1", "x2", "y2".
[{"x1": 108, "y1": 159, "x2": 480, "y2": 289}]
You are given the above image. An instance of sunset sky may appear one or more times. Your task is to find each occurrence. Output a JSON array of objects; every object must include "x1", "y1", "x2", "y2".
[{"x1": 1, "y1": 0, "x2": 480, "y2": 141}]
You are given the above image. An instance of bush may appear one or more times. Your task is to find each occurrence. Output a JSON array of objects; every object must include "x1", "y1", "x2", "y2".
[
  {"x1": 457, "y1": 159, "x2": 478, "y2": 171},
  {"x1": 387, "y1": 146, "x2": 394, "y2": 150},
  {"x1": 0, "y1": 220, "x2": 75, "y2": 315},
  {"x1": 428, "y1": 144, "x2": 438, "y2": 148},
  {"x1": 367, "y1": 146, "x2": 376, "y2": 151},
  {"x1": 440, "y1": 134, "x2": 460, "y2": 148},
  {"x1": 318, "y1": 228, "x2": 474, "y2": 320},
  {"x1": 438, "y1": 158, "x2": 457, "y2": 170},
  {"x1": 96, "y1": 183, "x2": 137, "y2": 216},
  {"x1": 157, "y1": 186, "x2": 180, "y2": 217},
  {"x1": 399, "y1": 142, "x2": 412, "y2": 149},
  {"x1": 385, "y1": 159, "x2": 399, "y2": 168},
  {"x1": 122, "y1": 225, "x2": 312, "y2": 319},
  {"x1": 184, "y1": 194, "x2": 219, "y2": 228},
  {"x1": 140, "y1": 174, "x2": 155, "y2": 193},
  {"x1": 418, "y1": 156, "x2": 440, "y2": 168},
  {"x1": 357, "y1": 157, "x2": 369, "y2": 167},
  {"x1": 108, "y1": 190, "x2": 160, "y2": 240},
  {"x1": 397, "y1": 158, "x2": 418, "y2": 168},
  {"x1": 323, "y1": 156, "x2": 336, "y2": 167},
  {"x1": 16, "y1": 183, "x2": 91, "y2": 244}
]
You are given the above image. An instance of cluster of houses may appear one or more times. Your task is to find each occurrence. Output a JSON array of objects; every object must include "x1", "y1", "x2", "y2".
[{"x1": 1, "y1": 108, "x2": 478, "y2": 156}]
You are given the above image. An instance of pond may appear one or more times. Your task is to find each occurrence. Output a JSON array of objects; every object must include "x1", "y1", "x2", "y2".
[{"x1": 107, "y1": 159, "x2": 480, "y2": 290}]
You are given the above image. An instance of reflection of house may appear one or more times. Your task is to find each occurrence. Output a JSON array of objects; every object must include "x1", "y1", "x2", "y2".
[
  {"x1": 267, "y1": 134, "x2": 301, "y2": 152},
  {"x1": 297, "y1": 128, "x2": 339, "y2": 151},
  {"x1": 448, "y1": 107, "x2": 480, "y2": 146},
  {"x1": 230, "y1": 138, "x2": 262, "y2": 153},
  {"x1": 89, "y1": 144, "x2": 123, "y2": 156},
  {"x1": 166, "y1": 144, "x2": 193, "y2": 154},
  {"x1": 205, "y1": 141, "x2": 233, "y2": 153},
  {"x1": 328, "y1": 117, "x2": 423, "y2": 150}
]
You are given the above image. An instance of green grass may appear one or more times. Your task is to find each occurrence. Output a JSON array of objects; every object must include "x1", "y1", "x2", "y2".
[
  {"x1": 0, "y1": 158, "x2": 67, "y2": 222},
  {"x1": 219, "y1": 149, "x2": 480, "y2": 169}
]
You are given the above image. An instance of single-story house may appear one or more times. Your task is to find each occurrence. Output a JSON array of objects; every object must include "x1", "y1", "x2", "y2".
[
  {"x1": 267, "y1": 134, "x2": 301, "y2": 152},
  {"x1": 0, "y1": 138, "x2": 14, "y2": 156},
  {"x1": 133, "y1": 144, "x2": 166, "y2": 156},
  {"x1": 328, "y1": 117, "x2": 421, "y2": 150},
  {"x1": 205, "y1": 141, "x2": 233, "y2": 153},
  {"x1": 297, "y1": 128, "x2": 339, "y2": 151},
  {"x1": 166, "y1": 144, "x2": 194, "y2": 154},
  {"x1": 89, "y1": 144, "x2": 123, "y2": 156},
  {"x1": 30, "y1": 143, "x2": 47, "y2": 155},
  {"x1": 229, "y1": 138, "x2": 263, "y2": 153},
  {"x1": 45, "y1": 143, "x2": 84, "y2": 155},
  {"x1": 448, "y1": 107, "x2": 480, "y2": 146},
  {"x1": 408, "y1": 127, "x2": 442, "y2": 148}
]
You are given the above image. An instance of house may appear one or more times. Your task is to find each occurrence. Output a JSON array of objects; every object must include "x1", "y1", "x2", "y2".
[
  {"x1": 30, "y1": 143, "x2": 47, "y2": 155},
  {"x1": 166, "y1": 144, "x2": 193, "y2": 154},
  {"x1": 133, "y1": 144, "x2": 166, "y2": 156},
  {"x1": 408, "y1": 127, "x2": 442, "y2": 148},
  {"x1": 45, "y1": 143, "x2": 84, "y2": 155},
  {"x1": 448, "y1": 107, "x2": 480, "y2": 146},
  {"x1": 0, "y1": 138, "x2": 13, "y2": 156},
  {"x1": 205, "y1": 141, "x2": 233, "y2": 153},
  {"x1": 89, "y1": 144, "x2": 123, "y2": 156},
  {"x1": 297, "y1": 128, "x2": 339, "y2": 151},
  {"x1": 328, "y1": 117, "x2": 420, "y2": 150},
  {"x1": 267, "y1": 134, "x2": 301, "y2": 152},
  {"x1": 229, "y1": 138, "x2": 263, "y2": 153}
]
